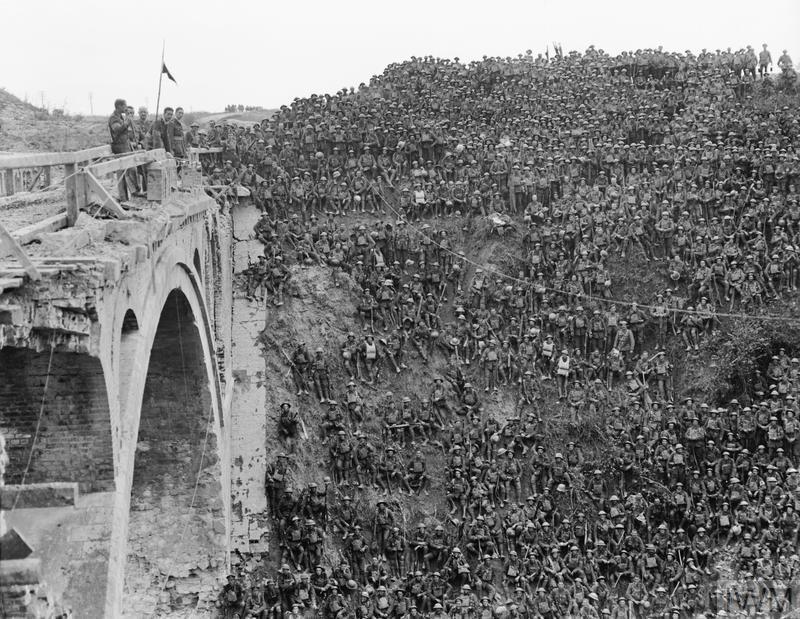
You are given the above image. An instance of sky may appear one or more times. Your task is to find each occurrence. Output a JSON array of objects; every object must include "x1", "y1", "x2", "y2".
[{"x1": 1, "y1": 0, "x2": 799, "y2": 116}]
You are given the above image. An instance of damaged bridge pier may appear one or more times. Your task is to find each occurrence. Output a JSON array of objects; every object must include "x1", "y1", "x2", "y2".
[{"x1": 0, "y1": 148, "x2": 235, "y2": 617}]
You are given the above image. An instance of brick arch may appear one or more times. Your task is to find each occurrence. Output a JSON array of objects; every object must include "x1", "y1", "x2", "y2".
[
  {"x1": 105, "y1": 260, "x2": 228, "y2": 617},
  {"x1": 114, "y1": 259, "x2": 223, "y2": 437}
]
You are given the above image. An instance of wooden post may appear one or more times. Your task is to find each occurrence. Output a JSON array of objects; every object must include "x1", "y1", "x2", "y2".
[
  {"x1": 83, "y1": 171, "x2": 128, "y2": 219},
  {"x1": 3, "y1": 169, "x2": 14, "y2": 196},
  {"x1": 64, "y1": 162, "x2": 78, "y2": 225},
  {"x1": 76, "y1": 163, "x2": 88, "y2": 210},
  {"x1": 117, "y1": 174, "x2": 128, "y2": 202},
  {"x1": 0, "y1": 223, "x2": 41, "y2": 281},
  {"x1": 77, "y1": 162, "x2": 88, "y2": 205},
  {"x1": 43, "y1": 165, "x2": 51, "y2": 188}
]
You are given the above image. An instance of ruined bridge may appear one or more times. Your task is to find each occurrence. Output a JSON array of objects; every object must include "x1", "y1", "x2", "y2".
[{"x1": 0, "y1": 147, "x2": 235, "y2": 617}]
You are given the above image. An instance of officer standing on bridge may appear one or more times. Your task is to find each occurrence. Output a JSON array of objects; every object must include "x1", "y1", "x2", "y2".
[
  {"x1": 169, "y1": 106, "x2": 187, "y2": 158},
  {"x1": 150, "y1": 106, "x2": 173, "y2": 152},
  {"x1": 134, "y1": 107, "x2": 151, "y2": 149},
  {"x1": 108, "y1": 99, "x2": 140, "y2": 197},
  {"x1": 108, "y1": 98, "x2": 132, "y2": 155}
]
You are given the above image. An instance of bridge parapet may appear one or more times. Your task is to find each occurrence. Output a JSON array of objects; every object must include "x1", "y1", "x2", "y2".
[{"x1": 0, "y1": 145, "x2": 111, "y2": 198}]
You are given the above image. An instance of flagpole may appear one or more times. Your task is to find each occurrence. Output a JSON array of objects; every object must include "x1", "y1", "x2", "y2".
[{"x1": 154, "y1": 40, "x2": 165, "y2": 124}]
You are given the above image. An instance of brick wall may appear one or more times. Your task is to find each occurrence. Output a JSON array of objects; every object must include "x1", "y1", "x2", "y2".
[{"x1": 0, "y1": 347, "x2": 114, "y2": 493}]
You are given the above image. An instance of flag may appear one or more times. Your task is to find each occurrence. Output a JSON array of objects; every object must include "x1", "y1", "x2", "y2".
[{"x1": 162, "y1": 62, "x2": 177, "y2": 84}]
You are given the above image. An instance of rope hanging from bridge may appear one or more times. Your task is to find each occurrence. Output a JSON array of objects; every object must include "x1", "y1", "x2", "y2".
[{"x1": 10, "y1": 334, "x2": 56, "y2": 514}]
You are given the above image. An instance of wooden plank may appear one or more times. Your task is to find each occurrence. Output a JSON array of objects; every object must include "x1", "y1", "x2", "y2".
[
  {"x1": 0, "y1": 261, "x2": 79, "y2": 270},
  {"x1": 64, "y1": 162, "x2": 78, "y2": 225},
  {"x1": 0, "y1": 223, "x2": 41, "y2": 280},
  {"x1": 0, "y1": 267, "x2": 76, "y2": 276},
  {"x1": 0, "y1": 145, "x2": 112, "y2": 169},
  {"x1": 83, "y1": 171, "x2": 129, "y2": 219},
  {"x1": 11, "y1": 213, "x2": 69, "y2": 245},
  {"x1": 32, "y1": 256, "x2": 99, "y2": 263},
  {"x1": 87, "y1": 149, "x2": 165, "y2": 177},
  {"x1": 2, "y1": 259, "x2": 82, "y2": 267},
  {"x1": 0, "y1": 265, "x2": 76, "y2": 273},
  {"x1": 0, "y1": 278, "x2": 23, "y2": 292},
  {"x1": 189, "y1": 147, "x2": 223, "y2": 154},
  {"x1": 35, "y1": 264, "x2": 79, "y2": 271}
]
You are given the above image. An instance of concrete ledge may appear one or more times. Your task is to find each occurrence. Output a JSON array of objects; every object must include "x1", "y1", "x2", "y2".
[
  {"x1": 0, "y1": 557, "x2": 42, "y2": 585},
  {"x1": 0, "y1": 482, "x2": 79, "y2": 509}
]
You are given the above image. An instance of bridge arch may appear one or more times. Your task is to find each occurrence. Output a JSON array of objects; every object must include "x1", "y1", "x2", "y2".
[{"x1": 105, "y1": 259, "x2": 228, "y2": 616}]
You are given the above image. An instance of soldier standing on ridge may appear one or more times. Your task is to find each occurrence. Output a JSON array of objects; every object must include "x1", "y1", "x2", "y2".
[
  {"x1": 758, "y1": 44, "x2": 772, "y2": 77},
  {"x1": 150, "y1": 106, "x2": 173, "y2": 151}
]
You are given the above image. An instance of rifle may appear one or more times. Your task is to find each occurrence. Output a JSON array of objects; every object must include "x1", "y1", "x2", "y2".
[
  {"x1": 298, "y1": 415, "x2": 309, "y2": 440},
  {"x1": 438, "y1": 279, "x2": 448, "y2": 304},
  {"x1": 414, "y1": 295, "x2": 424, "y2": 322}
]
